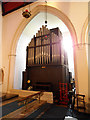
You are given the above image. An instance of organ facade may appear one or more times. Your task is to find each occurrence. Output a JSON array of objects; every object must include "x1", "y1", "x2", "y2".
[{"x1": 22, "y1": 26, "x2": 69, "y2": 101}]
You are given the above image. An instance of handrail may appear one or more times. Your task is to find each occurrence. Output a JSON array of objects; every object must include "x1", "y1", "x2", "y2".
[
  {"x1": 17, "y1": 91, "x2": 43, "y2": 104},
  {"x1": 17, "y1": 91, "x2": 44, "y2": 112}
]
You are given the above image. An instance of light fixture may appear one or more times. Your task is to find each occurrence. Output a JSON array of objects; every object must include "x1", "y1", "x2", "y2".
[
  {"x1": 22, "y1": 2, "x2": 31, "y2": 18},
  {"x1": 22, "y1": 9, "x2": 31, "y2": 18},
  {"x1": 45, "y1": 0, "x2": 47, "y2": 27}
]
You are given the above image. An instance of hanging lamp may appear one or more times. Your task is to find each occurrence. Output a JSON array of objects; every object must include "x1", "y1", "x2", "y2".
[
  {"x1": 45, "y1": 0, "x2": 47, "y2": 27},
  {"x1": 22, "y1": 2, "x2": 31, "y2": 18}
]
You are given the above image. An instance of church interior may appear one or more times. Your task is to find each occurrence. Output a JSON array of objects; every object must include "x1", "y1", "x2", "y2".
[{"x1": 0, "y1": 0, "x2": 90, "y2": 119}]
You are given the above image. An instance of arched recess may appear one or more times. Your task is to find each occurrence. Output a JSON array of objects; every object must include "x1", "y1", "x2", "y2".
[{"x1": 8, "y1": 5, "x2": 78, "y2": 91}]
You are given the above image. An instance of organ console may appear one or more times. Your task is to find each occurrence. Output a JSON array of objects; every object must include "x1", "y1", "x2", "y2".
[{"x1": 22, "y1": 25, "x2": 69, "y2": 103}]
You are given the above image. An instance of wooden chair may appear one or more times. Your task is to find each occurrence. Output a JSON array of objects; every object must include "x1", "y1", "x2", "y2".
[{"x1": 76, "y1": 94, "x2": 86, "y2": 109}]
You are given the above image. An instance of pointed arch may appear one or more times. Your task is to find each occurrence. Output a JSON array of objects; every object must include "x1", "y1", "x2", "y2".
[
  {"x1": 10, "y1": 5, "x2": 77, "y2": 56},
  {"x1": 8, "y1": 5, "x2": 77, "y2": 90}
]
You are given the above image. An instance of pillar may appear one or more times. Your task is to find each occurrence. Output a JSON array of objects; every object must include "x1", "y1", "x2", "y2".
[
  {"x1": 88, "y1": 43, "x2": 90, "y2": 103},
  {"x1": 7, "y1": 54, "x2": 16, "y2": 92},
  {"x1": 88, "y1": 1, "x2": 90, "y2": 103},
  {"x1": 0, "y1": 2, "x2": 2, "y2": 69},
  {"x1": 0, "y1": 2, "x2": 2, "y2": 118},
  {"x1": 74, "y1": 44, "x2": 88, "y2": 102},
  {"x1": 0, "y1": 2, "x2": 2, "y2": 93}
]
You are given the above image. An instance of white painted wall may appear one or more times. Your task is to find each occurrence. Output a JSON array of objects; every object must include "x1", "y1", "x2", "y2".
[
  {"x1": 88, "y1": 2, "x2": 90, "y2": 102},
  {"x1": 2, "y1": 1, "x2": 89, "y2": 102},
  {"x1": 0, "y1": 2, "x2": 2, "y2": 93},
  {"x1": 0, "y1": 2, "x2": 2, "y2": 69},
  {"x1": 47, "y1": 2, "x2": 88, "y2": 43}
]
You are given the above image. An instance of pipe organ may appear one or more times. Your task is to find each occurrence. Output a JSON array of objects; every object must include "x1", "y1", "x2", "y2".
[{"x1": 22, "y1": 26, "x2": 69, "y2": 102}]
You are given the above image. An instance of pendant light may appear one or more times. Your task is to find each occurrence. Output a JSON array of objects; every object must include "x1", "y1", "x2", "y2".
[
  {"x1": 45, "y1": 0, "x2": 47, "y2": 27},
  {"x1": 22, "y1": 1, "x2": 31, "y2": 18}
]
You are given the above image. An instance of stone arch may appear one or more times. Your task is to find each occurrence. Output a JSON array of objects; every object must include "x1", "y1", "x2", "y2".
[
  {"x1": 8, "y1": 5, "x2": 78, "y2": 91},
  {"x1": 81, "y1": 16, "x2": 88, "y2": 44},
  {"x1": 81, "y1": 15, "x2": 90, "y2": 64}
]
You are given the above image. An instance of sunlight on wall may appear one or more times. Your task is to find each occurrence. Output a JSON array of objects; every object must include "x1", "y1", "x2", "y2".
[
  {"x1": 14, "y1": 12, "x2": 74, "y2": 89},
  {"x1": 62, "y1": 32, "x2": 74, "y2": 76}
]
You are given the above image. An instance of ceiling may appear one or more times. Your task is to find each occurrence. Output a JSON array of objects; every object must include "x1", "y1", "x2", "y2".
[{"x1": 1, "y1": 1, "x2": 36, "y2": 16}]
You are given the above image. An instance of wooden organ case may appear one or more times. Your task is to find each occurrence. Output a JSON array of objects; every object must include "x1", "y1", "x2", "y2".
[{"x1": 22, "y1": 26, "x2": 69, "y2": 101}]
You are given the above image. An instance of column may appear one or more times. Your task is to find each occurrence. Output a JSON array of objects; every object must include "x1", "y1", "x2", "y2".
[
  {"x1": 0, "y1": 2, "x2": 2, "y2": 95},
  {"x1": 88, "y1": 1, "x2": 90, "y2": 103},
  {"x1": 0, "y1": 3, "x2": 2, "y2": 117},
  {"x1": 0, "y1": 2, "x2": 2, "y2": 69},
  {"x1": 88, "y1": 44, "x2": 90, "y2": 103},
  {"x1": 7, "y1": 54, "x2": 16, "y2": 92},
  {"x1": 74, "y1": 44, "x2": 88, "y2": 102}
]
